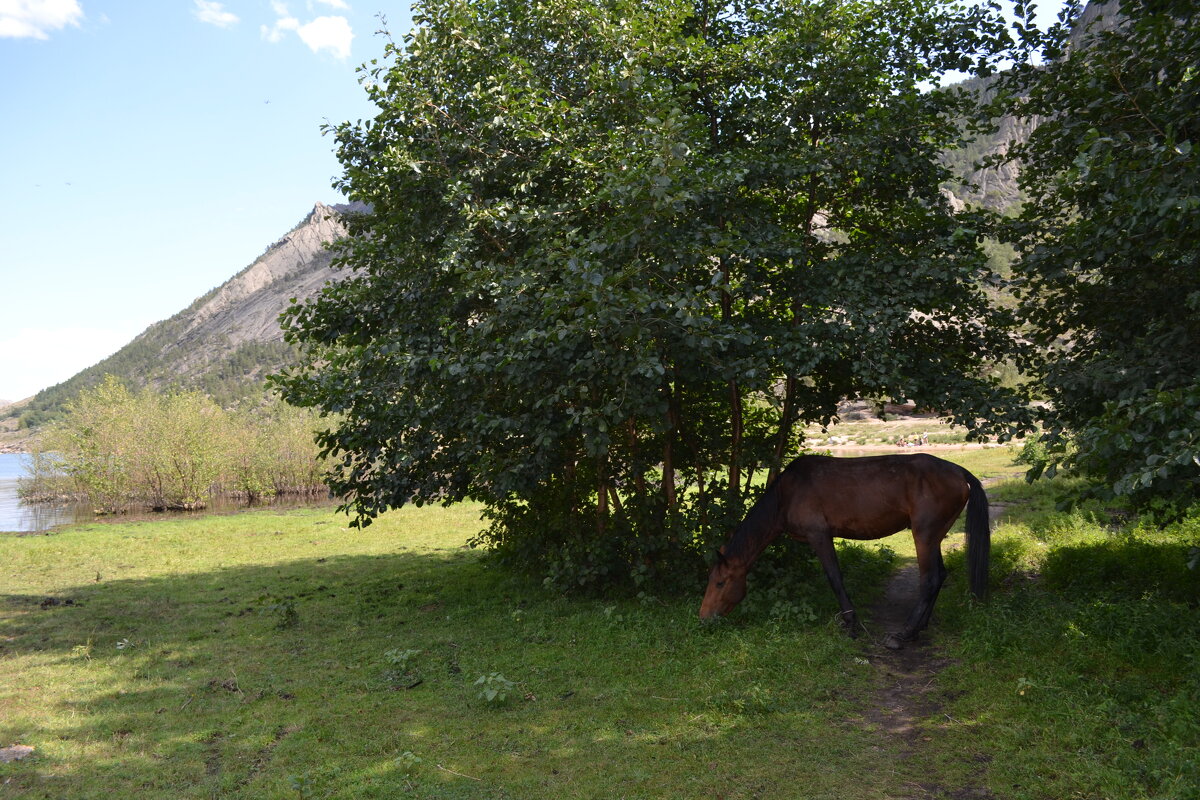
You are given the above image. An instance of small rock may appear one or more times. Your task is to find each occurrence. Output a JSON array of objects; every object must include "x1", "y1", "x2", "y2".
[{"x1": 0, "y1": 745, "x2": 34, "y2": 763}]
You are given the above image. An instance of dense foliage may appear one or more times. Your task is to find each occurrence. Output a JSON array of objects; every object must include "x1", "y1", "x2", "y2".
[
  {"x1": 24, "y1": 377, "x2": 327, "y2": 512},
  {"x1": 278, "y1": 0, "x2": 1028, "y2": 589},
  {"x1": 995, "y1": 0, "x2": 1200, "y2": 511}
]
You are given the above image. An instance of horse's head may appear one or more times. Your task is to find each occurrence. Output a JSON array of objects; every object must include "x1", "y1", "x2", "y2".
[{"x1": 699, "y1": 550, "x2": 748, "y2": 620}]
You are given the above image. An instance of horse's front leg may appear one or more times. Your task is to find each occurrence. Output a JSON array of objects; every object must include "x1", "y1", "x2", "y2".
[{"x1": 806, "y1": 533, "x2": 859, "y2": 636}]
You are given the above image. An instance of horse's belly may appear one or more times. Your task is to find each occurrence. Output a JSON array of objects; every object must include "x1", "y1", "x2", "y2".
[
  {"x1": 830, "y1": 520, "x2": 908, "y2": 541},
  {"x1": 820, "y1": 504, "x2": 910, "y2": 540}
]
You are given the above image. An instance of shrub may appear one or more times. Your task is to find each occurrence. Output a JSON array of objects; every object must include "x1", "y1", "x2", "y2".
[
  {"x1": 24, "y1": 376, "x2": 327, "y2": 513},
  {"x1": 1041, "y1": 530, "x2": 1200, "y2": 605}
]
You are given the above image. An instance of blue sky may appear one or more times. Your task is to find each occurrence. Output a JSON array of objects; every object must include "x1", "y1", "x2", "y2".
[{"x1": 0, "y1": 0, "x2": 412, "y2": 403}]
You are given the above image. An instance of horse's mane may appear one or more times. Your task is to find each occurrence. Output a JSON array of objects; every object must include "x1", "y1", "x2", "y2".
[{"x1": 723, "y1": 478, "x2": 783, "y2": 563}]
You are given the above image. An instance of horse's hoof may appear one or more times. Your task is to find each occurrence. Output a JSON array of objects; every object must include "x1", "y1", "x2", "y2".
[{"x1": 883, "y1": 633, "x2": 905, "y2": 651}]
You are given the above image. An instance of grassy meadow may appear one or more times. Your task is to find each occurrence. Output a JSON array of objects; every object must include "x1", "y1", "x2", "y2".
[{"x1": 2, "y1": 447, "x2": 1198, "y2": 799}]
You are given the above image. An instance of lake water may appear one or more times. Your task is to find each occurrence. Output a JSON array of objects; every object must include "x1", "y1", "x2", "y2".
[
  {"x1": 0, "y1": 452, "x2": 334, "y2": 534},
  {"x1": 0, "y1": 453, "x2": 85, "y2": 533}
]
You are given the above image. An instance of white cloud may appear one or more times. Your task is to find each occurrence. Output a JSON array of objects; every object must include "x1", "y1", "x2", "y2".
[
  {"x1": 312, "y1": 0, "x2": 350, "y2": 10},
  {"x1": 296, "y1": 15, "x2": 351, "y2": 59},
  {"x1": 262, "y1": 5, "x2": 352, "y2": 60},
  {"x1": 193, "y1": 0, "x2": 238, "y2": 28},
  {"x1": 0, "y1": 0, "x2": 84, "y2": 40},
  {"x1": 261, "y1": 13, "x2": 298, "y2": 44}
]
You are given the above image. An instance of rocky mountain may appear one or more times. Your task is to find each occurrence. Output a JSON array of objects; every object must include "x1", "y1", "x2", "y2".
[
  {"x1": 1071, "y1": 0, "x2": 1123, "y2": 45},
  {"x1": 163, "y1": 200, "x2": 362, "y2": 378},
  {"x1": 940, "y1": 76, "x2": 1033, "y2": 212},
  {"x1": 940, "y1": 0, "x2": 1121, "y2": 212},
  {"x1": 6, "y1": 202, "x2": 364, "y2": 429}
]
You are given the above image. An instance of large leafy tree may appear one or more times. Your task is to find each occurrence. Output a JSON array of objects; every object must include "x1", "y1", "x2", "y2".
[
  {"x1": 996, "y1": 0, "x2": 1199, "y2": 509},
  {"x1": 278, "y1": 0, "x2": 1024, "y2": 589}
]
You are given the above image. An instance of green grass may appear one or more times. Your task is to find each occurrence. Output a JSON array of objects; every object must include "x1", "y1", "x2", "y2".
[
  {"x1": 0, "y1": 505, "x2": 887, "y2": 798},
  {"x1": 2, "y1": 449, "x2": 1198, "y2": 799},
  {"x1": 936, "y1": 497, "x2": 1200, "y2": 799}
]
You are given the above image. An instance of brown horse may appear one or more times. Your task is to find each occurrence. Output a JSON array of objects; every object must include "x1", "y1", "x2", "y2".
[{"x1": 699, "y1": 453, "x2": 989, "y2": 649}]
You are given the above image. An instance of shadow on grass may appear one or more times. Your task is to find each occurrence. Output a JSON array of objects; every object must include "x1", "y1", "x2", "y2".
[
  {"x1": 939, "y1": 530, "x2": 1200, "y2": 799},
  {"x1": 1, "y1": 545, "x2": 897, "y2": 799}
]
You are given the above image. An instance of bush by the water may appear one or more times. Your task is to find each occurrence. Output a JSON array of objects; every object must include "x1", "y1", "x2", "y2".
[{"x1": 21, "y1": 376, "x2": 327, "y2": 512}]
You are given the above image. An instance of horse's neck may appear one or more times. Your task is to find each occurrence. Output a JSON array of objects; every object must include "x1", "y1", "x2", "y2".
[{"x1": 729, "y1": 517, "x2": 780, "y2": 568}]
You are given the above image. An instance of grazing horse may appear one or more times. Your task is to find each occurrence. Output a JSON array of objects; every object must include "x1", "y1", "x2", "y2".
[{"x1": 699, "y1": 454, "x2": 989, "y2": 649}]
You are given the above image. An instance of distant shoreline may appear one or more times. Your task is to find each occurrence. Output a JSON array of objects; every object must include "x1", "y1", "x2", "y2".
[{"x1": 0, "y1": 435, "x2": 33, "y2": 454}]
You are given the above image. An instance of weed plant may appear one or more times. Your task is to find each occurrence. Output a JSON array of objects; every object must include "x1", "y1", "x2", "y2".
[{"x1": 22, "y1": 377, "x2": 327, "y2": 513}]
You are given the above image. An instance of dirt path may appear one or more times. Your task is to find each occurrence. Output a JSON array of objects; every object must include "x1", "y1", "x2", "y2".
[{"x1": 860, "y1": 564, "x2": 995, "y2": 799}]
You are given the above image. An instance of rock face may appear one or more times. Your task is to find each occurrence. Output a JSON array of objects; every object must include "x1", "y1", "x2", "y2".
[
  {"x1": 1071, "y1": 0, "x2": 1123, "y2": 47},
  {"x1": 165, "y1": 201, "x2": 357, "y2": 376},
  {"x1": 191, "y1": 208, "x2": 344, "y2": 332},
  {"x1": 945, "y1": 108, "x2": 1041, "y2": 212},
  {"x1": 131, "y1": 200, "x2": 367, "y2": 388},
  {"x1": 941, "y1": 0, "x2": 1120, "y2": 213}
]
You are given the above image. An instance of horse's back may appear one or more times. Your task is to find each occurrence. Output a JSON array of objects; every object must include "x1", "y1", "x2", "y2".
[
  {"x1": 778, "y1": 454, "x2": 968, "y2": 539},
  {"x1": 784, "y1": 453, "x2": 964, "y2": 486}
]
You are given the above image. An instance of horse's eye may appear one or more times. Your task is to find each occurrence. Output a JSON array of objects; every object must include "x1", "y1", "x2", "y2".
[{"x1": 715, "y1": 580, "x2": 726, "y2": 589}]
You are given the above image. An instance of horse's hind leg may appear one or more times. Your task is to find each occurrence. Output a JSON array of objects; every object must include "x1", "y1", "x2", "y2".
[
  {"x1": 890, "y1": 530, "x2": 949, "y2": 648},
  {"x1": 807, "y1": 534, "x2": 860, "y2": 636}
]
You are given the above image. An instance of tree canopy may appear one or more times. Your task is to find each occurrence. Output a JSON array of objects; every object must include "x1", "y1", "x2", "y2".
[
  {"x1": 995, "y1": 0, "x2": 1200, "y2": 511},
  {"x1": 277, "y1": 0, "x2": 1026, "y2": 589}
]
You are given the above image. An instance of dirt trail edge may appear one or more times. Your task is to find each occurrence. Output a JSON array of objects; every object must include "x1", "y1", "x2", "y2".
[{"x1": 860, "y1": 563, "x2": 995, "y2": 800}]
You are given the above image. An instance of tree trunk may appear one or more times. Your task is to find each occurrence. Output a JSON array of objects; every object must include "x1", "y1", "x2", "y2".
[
  {"x1": 769, "y1": 375, "x2": 798, "y2": 484},
  {"x1": 728, "y1": 377, "x2": 742, "y2": 499},
  {"x1": 662, "y1": 374, "x2": 678, "y2": 508},
  {"x1": 627, "y1": 419, "x2": 647, "y2": 498},
  {"x1": 607, "y1": 484, "x2": 624, "y2": 518},
  {"x1": 770, "y1": 161, "x2": 821, "y2": 484},
  {"x1": 596, "y1": 456, "x2": 608, "y2": 537},
  {"x1": 720, "y1": 254, "x2": 742, "y2": 500}
]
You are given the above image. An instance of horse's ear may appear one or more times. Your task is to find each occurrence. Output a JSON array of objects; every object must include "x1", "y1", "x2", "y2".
[{"x1": 715, "y1": 549, "x2": 729, "y2": 567}]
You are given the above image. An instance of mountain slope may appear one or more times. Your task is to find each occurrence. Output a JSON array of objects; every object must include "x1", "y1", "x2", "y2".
[
  {"x1": 940, "y1": 73, "x2": 1038, "y2": 212},
  {"x1": 8, "y1": 202, "x2": 363, "y2": 429}
]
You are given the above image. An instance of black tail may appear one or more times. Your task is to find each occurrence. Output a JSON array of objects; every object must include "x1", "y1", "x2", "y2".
[{"x1": 963, "y1": 469, "x2": 991, "y2": 600}]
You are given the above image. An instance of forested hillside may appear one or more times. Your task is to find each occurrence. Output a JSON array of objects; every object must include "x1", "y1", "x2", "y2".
[{"x1": 5, "y1": 202, "x2": 363, "y2": 429}]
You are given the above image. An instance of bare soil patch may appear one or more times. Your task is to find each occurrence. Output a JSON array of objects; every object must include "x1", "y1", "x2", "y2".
[{"x1": 860, "y1": 563, "x2": 995, "y2": 799}]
